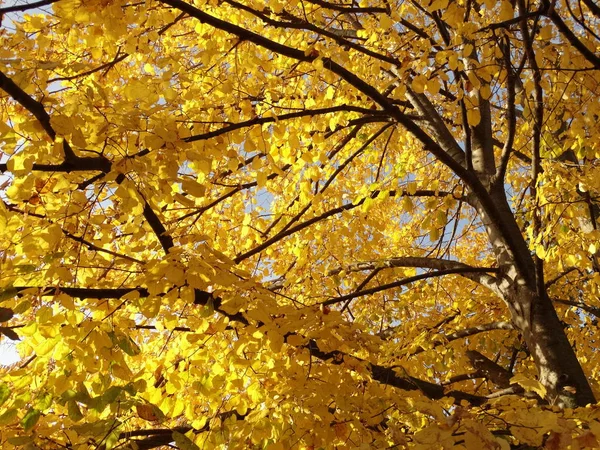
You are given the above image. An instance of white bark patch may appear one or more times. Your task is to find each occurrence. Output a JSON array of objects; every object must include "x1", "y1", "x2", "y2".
[{"x1": 533, "y1": 344, "x2": 549, "y2": 366}]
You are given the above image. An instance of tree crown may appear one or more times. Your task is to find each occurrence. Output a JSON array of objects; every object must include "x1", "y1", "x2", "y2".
[{"x1": 1, "y1": 0, "x2": 600, "y2": 448}]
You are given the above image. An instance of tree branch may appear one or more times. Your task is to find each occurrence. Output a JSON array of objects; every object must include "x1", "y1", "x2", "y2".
[
  {"x1": 158, "y1": 0, "x2": 541, "y2": 287},
  {"x1": 4, "y1": 202, "x2": 144, "y2": 264},
  {"x1": 441, "y1": 372, "x2": 483, "y2": 386},
  {"x1": 304, "y1": 338, "x2": 485, "y2": 404},
  {"x1": 223, "y1": 0, "x2": 398, "y2": 66},
  {"x1": 186, "y1": 105, "x2": 386, "y2": 142},
  {"x1": 328, "y1": 257, "x2": 501, "y2": 295},
  {"x1": 554, "y1": 298, "x2": 600, "y2": 318},
  {"x1": 0, "y1": 69, "x2": 111, "y2": 170},
  {"x1": 495, "y1": 36, "x2": 517, "y2": 184},
  {"x1": 141, "y1": 199, "x2": 175, "y2": 254},
  {"x1": 477, "y1": 10, "x2": 542, "y2": 32},
  {"x1": 545, "y1": 267, "x2": 578, "y2": 288},
  {"x1": 0, "y1": 70, "x2": 172, "y2": 254},
  {"x1": 1, "y1": 69, "x2": 70, "y2": 159},
  {"x1": 102, "y1": 408, "x2": 247, "y2": 450},
  {"x1": 234, "y1": 189, "x2": 460, "y2": 263},
  {"x1": 406, "y1": 321, "x2": 515, "y2": 355},
  {"x1": 9, "y1": 286, "x2": 248, "y2": 324},
  {"x1": 546, "y1": 8, "x2": 600, "y2": 69},
  {"x1": 581, "y1": 0, "x2": 600, "y2": 18},
  {"x1": 8, "y1": 284, "x2": 484, "y2": 404},
  {"x1": 0, "y1": 0, "x2": 58, "y2": 13},
  {"x1": 266, "y1": 124, "x2": 393, "y2": 239},
  {"x1": 322, "y1": 267, "x2": 499, "y2": 307},
  {"x1": 302, "y1": 0, "x2": 387, "y2": 13},
  {"x1": 466, "y1": 349, "x2": 512, "y2": 388},
  {"x1": 404, "y1": 85, "x2": 465, "y2": 165}
]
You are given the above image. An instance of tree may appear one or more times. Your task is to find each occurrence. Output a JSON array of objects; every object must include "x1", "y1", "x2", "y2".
[{"x1": 0, "y1": 0, "x2": 599, "y2": 447}]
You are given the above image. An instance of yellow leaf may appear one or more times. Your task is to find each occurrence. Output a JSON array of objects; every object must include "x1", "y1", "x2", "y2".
[
  {"x1": 463, "y1": 44, "x2": 474, "y2": 58},
  {"x1": 535, "y1": 245, "x2": 546, "y2": 259},
  {"x1": 71, "y1": 128, "x2": 86, "y2": 148},
  {"x1": 448, "y1": 52, "x2": 459, "y2": 70},
  {"x1": 402, "y1": 196, "x2": 414, "y2": 213},
  {"x1": 125, "y1": 81, "x2": 150, "y2": 101},
  {"x1": 325, "y1": 86, "x2": 335, "y2": 100},
  {"x1": 510, "y1": 374, "x2": 547, "y2": 398},
  {"x1": 175, "y1": 192, "x2": 196, "y2": 207},
  {"x1": 181, "y1": 179, "x2": 206, "y2": 198},
  {"x1": 539, "y1": 25, "x2": 553, "y2": 40},
  {"x1": 467, "y1": 109, "x2": 481, "y2": 126},
  {"x1": 379, "y1": 14, "x2": 393, "y2": 29},
  {"x1": 286, "y1": 334, "x2": 305, "y2": 346},
  {"x1": 219, "y1": 296, "x2": 246, "y2": 314},
  {"x1": 480, "y1": 84, "x2": 491, "y2": 100},
  {"x1": 428, "y1": 0, "x2": 449, "y2": 11},
  {"x1": 268, "y1": 329, "x2": 284, "y2": 353},
  {"x1": 256, "y1": 170, "x2": 268, "y2": 187},
  {"x1": 145, "y1": 134, "x2": 165, "y2": 149},
  {"x1": 406, "y1": 182, "x2": 417, "y2": 195},
  {"x1": 50, "y1": 115, "x2": 73, "y2": 135},
  {"x1": 499, "y1": 1, "x2": 514, "y2": 21},
  {"x1": 426, "y1": 78, "x2": 441, "y2": 94},
  {"x1": 412, "y1": 75, "x2": 427, "y2": 94}
]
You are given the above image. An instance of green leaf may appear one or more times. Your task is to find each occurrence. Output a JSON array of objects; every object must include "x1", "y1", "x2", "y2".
[
  {"x1": 35, "y1": 392, "x2": 52, "y2": 411},
  {"x1": 104, "y1": 430, "x2": 120, "y2": 450},
  {"x1": 0, "y1": 408, "x2": 18, "y2": 425},
  {"x1": 172, "y1": 431, "x2": 200, "y2": 450},
  {"x1": 72, "y1": 419, "x2": 119, "y2": 438},
  {"x1": 101, "y1": 386, "x2": 123, "y2": 405},
  {"x1": 0, "y1": 287, "x2": 18, "y2": 303},
  {"x1": 198, "y1": 297, "x2": 214, "y2": 318},
  {"x1": 59, "y1": 389, "x2": 76, "y2": 405},
  {"x1": 0, "y1": 383, "x2": 9, "y2": 407},
  {"x1": 123, "y1": 382, "x2": 137, "y2": 396},
  {"x1": 67, "y1": 400, "x2": 84, "y2": 422},
  {"x1": 8, "y1": 435, "x2": 34, "y2": 445},
  {"x1": 117, "y1": 335, "x2": 141, "y2": 356},
  {"x1": 89, "y1": 386, "x2": 123, "y2": 414},
  {"x1": 73, "y1": 383, "x2": 93, "y2": 405},
  {"x1": 15, "y1": 264, "x2": 37, "y2": 274},
  {"x1": 13, "y1": 299, "x2": 31, "y2": 315},
  {"x1": 21, "y1": 408, "x2": 40, "y2": 431},
  {"x1": 42, "y1": 252, "x2": 65, "y2": 263}
]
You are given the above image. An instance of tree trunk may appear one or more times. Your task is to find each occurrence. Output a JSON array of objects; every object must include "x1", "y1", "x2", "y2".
[
  {"x1": 508, "y1": 285, "x2": 596, "y2": 407},
  {"x1": 472, "y1": 185, "x2": 596, "y2": 407}
]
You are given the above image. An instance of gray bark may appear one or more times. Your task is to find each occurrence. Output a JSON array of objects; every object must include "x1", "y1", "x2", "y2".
[{"x1": 472, "y1": 183, "x2": 596, "y2": 407}]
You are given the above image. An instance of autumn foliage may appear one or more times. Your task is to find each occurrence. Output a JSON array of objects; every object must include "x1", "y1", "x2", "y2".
[{"x1": 1, "y1": 0, "x2": 600, "y2": 448}]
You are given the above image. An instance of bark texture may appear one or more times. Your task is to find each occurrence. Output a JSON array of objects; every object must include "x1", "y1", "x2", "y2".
[{"x1": 472, "y1": 178, "x2": 596, "y2": 407}]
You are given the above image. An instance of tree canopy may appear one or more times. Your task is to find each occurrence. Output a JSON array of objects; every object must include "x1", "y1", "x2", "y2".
[{"x1": 1, "y1": 0, "x2": 600, "y2": 448}]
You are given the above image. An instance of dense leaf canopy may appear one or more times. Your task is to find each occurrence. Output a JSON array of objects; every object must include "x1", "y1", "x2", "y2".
[{"x1": 1, "y1": 0, "x2": 600, "y2": 448}]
